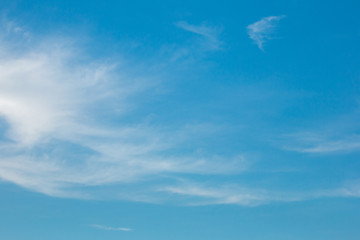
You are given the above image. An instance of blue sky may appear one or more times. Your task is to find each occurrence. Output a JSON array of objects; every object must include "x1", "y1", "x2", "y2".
[{"x1": 0, "y1": 0, "x2": 360, "y2": 239}]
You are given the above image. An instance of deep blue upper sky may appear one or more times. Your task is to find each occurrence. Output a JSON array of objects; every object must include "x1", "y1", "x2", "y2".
[{"x1": 0, "y1": 0, "x2": 360, "y2": 239}]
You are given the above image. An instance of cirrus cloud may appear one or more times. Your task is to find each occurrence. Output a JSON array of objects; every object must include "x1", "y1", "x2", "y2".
[{"x1": 247, "y1": 15, "x2": 285, "y2": 51}]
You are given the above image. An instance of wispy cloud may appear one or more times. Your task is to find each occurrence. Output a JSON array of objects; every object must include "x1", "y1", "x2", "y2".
[
  {"x1": 160, "y1": 184, "x2": 274, "y2": 206},
  {"x1": 160, "y1": 181, "x2": 360, "y2": 206},
  {"x1": 282, "y1": 132, "x2": 360, "y2": 153},
  {"x1": 0, "y1": 17, "x2": 31, "y2": 39},
  {"x1": 176, "y1": 21, "x2": 223, "y2": 50},
  {"x1": 1, "y1": 20, "x2": 359, "y2": 207},
  {"x1": 91, "y1": 224, "x2": 132, "y2": 232},
  {"x1": 0, "y1": 21, "x2": 245, "y2": 201},
  {"x1": 247, "y1": 15, "x2": 285, "y2": 51},
  {"x1": 294, "y1": 139, "x2": 360, "y2": 153},
  {"x1": 277, "y1": 107, "x2": 360, "y2": 154}
]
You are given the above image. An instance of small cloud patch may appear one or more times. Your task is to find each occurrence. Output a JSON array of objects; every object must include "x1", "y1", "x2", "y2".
[
  {"x1": 247, "y1": 15, "x2": 285, "y2": 51},
  {"x1": 91, "y1": 224, "x2": 133, "y2": 232}
]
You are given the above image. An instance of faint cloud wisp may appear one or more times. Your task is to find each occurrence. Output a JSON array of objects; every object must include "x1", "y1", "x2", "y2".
[
  {"x1": 247, "y1": 15, "x2": 285, "y2": 51},
  {"x1": 176, "y1": 21, "x2": 223, "y2": 50},
  {"x1": 91, "y1": 224, "x2": 133, "y2": 232},
  {"x1": 282, "y1": 132, "x2": 360, "y2": 153}
]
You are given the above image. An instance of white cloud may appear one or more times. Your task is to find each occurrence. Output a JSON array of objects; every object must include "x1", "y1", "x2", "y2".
[
  {"x1": 0, "y1": 21, "x2": 246, "y2": 201},
  {"x1": 297, "y1": 140, "x2": 360, "y2": 153},
  {"x1": 91, "y1": 224, "x2": 132, "y2": 232},
  {"x1": 176, "y1": 21, "x2": 223, "y2": 50},
  {"x1": 159, "y1": 181, "x2": 360, "y2": 206},
  {"x1": 160, "y1": 184, "x2": 272, "y2": 206},
  {"x1": 1, "y1": 21, "x2": 359, "y2": 207},
  {"x1": 247, "y1": 15, "x2": 285, "y2": 51},
  {"x1": 282, "y1": 132, "x2": 360, "y2": 153}
]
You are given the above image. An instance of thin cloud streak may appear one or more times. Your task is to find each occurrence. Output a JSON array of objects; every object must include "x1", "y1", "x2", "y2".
[
  {"x1": 91, "y1": 224, "x2": 132, "y2": 232},
  {"x1": 282, "y1": 132, "x2": 360, "y2": 153},
  {"x1": 176, "y1": 21, "x2": 223, "y2": 50},
  {"x1": 247, "y1": 15, "x2": 285, "y2": 51},
  {"x1": 296, "y1": 140, "x2": 360, "y2": 153},
  {"x1": 160, "y1": 182, "x2": 360, "y2": 206}
]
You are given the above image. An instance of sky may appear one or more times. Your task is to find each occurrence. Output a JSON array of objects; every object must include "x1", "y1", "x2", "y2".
[{"x1": 0, "y1": 0, "x2": 360, "y2": 239}]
